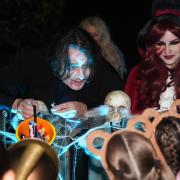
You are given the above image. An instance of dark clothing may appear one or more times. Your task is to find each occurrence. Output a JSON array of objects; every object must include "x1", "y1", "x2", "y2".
[
  {"x1": 0, "y1": 47, "x2": 122, "y2": 180},
  {"x1": 124, "y1": 65, "x2": 141, "y2": 114},
  {"x1": 0, "y1": 47, "x2": 122, "y2": 110}
]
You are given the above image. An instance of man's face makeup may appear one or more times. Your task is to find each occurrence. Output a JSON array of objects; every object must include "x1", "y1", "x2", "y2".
[{"x1": 63, "y1": 46, "x2": 90, "y2": 90}]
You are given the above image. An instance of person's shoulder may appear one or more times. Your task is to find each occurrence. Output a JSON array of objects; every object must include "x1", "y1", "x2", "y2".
[
  {"x1": 125, "y1": 65, "x2": 141, "y2": 94},
  {"x1": 125, "y1": 65, "x2": 140, "y2": 84},
  {"x1": 16, "y1": 46, "x2": 51, "y2": 70},
  {"x1": 15, "y1": 46, "x2": 53, "y2": 79},
  {"x1": 98, "y1": 58, "x2": 121, "y2": 77},
  {"x1": 98, "y1": 57, "x2": 115, "y2": 70},
  {"x1": 129, "y1": 65, "x2": 140, "y2": 75}
]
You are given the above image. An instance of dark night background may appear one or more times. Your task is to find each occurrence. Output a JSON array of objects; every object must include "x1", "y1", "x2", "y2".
[{"x1": 0, "y1": 0, "x2": 152, "y2": 71}]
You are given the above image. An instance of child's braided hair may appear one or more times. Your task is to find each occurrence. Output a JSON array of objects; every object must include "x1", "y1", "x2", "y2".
[{"x1": 156, "y1": 116, "x2": 180, "y2": 175}]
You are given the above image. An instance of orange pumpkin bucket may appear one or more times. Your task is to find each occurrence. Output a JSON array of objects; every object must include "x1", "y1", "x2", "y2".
[{"x1": 16, "y1": 117, "x2": 56, "y2": 145}]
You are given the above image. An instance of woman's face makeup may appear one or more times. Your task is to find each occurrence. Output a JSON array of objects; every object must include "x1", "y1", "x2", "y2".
[{"x1": 155, "y1": 30, "x2": 180, "y2": 69}]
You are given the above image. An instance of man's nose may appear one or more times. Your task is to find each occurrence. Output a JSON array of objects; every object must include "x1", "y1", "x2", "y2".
[{"x1": 75, "y1": 68, "x2": 85, "y2": 79}]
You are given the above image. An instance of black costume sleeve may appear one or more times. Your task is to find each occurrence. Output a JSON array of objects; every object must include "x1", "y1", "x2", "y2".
[
  {"x1": 96, "y1": 59, "x2": 123, "y2": 104},
  {"x1": 0, "y1": 61, "x2": 25, "y2": 108},
  {"x1": 0, "y1": 47, "x2": 52, "y2": 108}
]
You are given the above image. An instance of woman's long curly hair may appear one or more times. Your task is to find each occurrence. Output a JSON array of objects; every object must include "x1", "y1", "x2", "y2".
[
  {"x1": 137, "y1": 20, "x2": 180, "y2": 110},
  {"x1": 156, "y1": 116, "x2": 180, "y2": 175}
]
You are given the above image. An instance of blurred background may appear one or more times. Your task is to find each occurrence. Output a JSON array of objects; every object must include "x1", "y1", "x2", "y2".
[{"x1": 0, "y1": 0, "x2": 152, "y2": 70}]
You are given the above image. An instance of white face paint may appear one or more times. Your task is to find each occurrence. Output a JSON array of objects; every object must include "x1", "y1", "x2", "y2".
[
  {"x1": 155, "y1": 30, "x2": 180, "y2": 69},
  {"x1": 63, "y1": 46, "x2": 90, "y2": 90}
]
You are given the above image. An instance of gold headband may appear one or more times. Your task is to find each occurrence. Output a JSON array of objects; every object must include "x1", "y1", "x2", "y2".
[{"x1": 8, "y1": 139, "x2": 59, "y2": 180}]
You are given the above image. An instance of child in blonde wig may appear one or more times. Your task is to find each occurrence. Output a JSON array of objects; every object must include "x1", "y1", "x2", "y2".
[{"x1": 106, "y1": 132, "x2": 174, "y2": 180}]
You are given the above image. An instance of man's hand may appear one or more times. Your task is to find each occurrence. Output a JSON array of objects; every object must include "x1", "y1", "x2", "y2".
[
  {"x1": 12, "y1": 99, "x2": 48, "y2": 119},
  {"x1": 51, "y1": 101, "x2": 87, "y2": 118}
]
